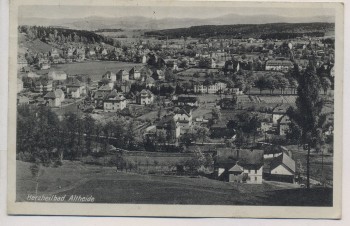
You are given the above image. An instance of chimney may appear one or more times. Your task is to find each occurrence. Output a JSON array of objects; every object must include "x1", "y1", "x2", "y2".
[{"x1": 236, "y1": 148, "x2": 240, "y2": 160}]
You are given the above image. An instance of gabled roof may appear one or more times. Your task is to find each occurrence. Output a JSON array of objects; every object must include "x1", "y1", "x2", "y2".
[
  {"x1": 44, "y1": 91, "x2": 58, "y2": 99},
  {"x1": 228, "y1": 163, "x2": 244, "y2": 172},
  {"x1": 103, "y1": 71, "x2": 116, "y2": 78},
  {"x1": 66, "y1": 78, "x2": 83, "y2": 87},
  {"x1": 145, "y1": 77, "x2": 155, "y2": 84},
  {"x1": 215, "y1": 148, "x2": 264, "y2": 168},
  {"x1": 173, "y1": 107, "x2": 192, "y2": 116},
  {"x1": 98, "y1": 84, "x2": 112, "y2": 91},
  {"x1": 269, "y1": 153, "x2": 296, "y2": 174},
  {"x1": 139, "y1": 89, "x2": 153, "y2": 98},
  {"x1": 116, "y1": 69, "x2": 128, "y2": 76}
]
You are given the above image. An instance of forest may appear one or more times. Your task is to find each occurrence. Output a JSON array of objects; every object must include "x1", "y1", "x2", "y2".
[
  {"x1": 18, "y1": 25, "x2": 116, "y2": 46},
  {"x1": 145, "y1": 23, "x2": 334, "y2": 39}
]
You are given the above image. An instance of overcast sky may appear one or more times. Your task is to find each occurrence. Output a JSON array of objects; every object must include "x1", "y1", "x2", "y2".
[{"x1": 19, "y1": 4, "x2": 335, "y2": 20}]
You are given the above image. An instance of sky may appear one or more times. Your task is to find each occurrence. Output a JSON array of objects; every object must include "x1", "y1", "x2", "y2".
[{"x1": 18, "y1": 4, "x2": 335, "y2": 20}]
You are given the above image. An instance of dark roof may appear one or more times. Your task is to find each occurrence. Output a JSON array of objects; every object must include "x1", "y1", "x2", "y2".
[
  {"x1": 173, "y1": 106, "x2": 192, "y2": 116},
  {"x1": 267, "y1": 153, "x2": 295, "y2": 174},
  {"x1": 215, "y1": 148, "x2": 264, "y2": 168},
  {"x1": 66, "y1": 78, "x2": 83, "y2": 87}
]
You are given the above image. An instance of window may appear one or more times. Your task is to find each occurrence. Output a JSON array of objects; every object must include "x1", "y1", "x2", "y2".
[
  {"x1": 255, "y1": 169, "x2": 257, "y2": 174},
  {"x1": 248, "y1": 169, "x2": 251, "y2": 173},
  {"x1": 255, "y1": 177, "x2": 257, "y2": 181}
]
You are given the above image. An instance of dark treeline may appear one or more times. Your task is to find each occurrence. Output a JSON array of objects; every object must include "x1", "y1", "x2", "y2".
[
  {"x1": 18, "y1": 25, "x2": 115, "y2": 46},
  {"x1": 95, "y1": 28, "x2": 124, "y2": 32},
  {"x1": 16, "y1": 105, "x2": 139, "y2": 165},
  {"x1": 145, "y1": 23, "x2": 334, "y2": 39}
]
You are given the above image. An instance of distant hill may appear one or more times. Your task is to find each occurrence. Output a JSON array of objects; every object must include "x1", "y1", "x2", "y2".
[
  {"x1": 144, "y1": 23, "x2": 335, "y2": 39},
  {"x1": 19, "y1": 14, "x2": 335, "y2": 31}
]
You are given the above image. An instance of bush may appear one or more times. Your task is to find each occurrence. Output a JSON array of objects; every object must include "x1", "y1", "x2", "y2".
[
  {"x1": 53, "y1": 159, "x2": 63, "y2": 168},
  {"x1": 17, "y1": 152, "x2": 35, "y2": 162}
]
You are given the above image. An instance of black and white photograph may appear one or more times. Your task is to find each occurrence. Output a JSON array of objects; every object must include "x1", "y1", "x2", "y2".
[{"x1": 7, "y1": 0, "x2": 343, "y2": 218}]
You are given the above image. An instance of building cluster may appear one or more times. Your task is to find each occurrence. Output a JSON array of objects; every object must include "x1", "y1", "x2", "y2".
[{"x1": 214, "y1": 146, "x2": 296, "y2": 184}]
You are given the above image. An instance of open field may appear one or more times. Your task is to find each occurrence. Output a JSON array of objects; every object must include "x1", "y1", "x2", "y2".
[
  {"x1": 287, "y1": 145, "x2": 333, "y2": 186},
  {"x1": 17, "y1": 160, "x2": 331, "y2": 205}
]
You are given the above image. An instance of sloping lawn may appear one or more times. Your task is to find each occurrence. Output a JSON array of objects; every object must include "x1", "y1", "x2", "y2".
[{"x1": 17, "y1": 160, "x2": 332, "y2": 206}]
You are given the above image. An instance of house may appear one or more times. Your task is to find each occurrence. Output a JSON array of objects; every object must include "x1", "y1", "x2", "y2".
[
  {"x1": 265, "y1": 60, "x2": 293, "y2": 72},
  {"x1": 34, "y1": 80, "x2": 53, "y2": 93},
  {"x1": 173, "y1": 107, "x2": 193, "y2": 133},
  {"x1": 152, "y1": 70, "x2": 165, "y2": 80},
  {"x1": 129, "y1": 67, "x2": 141, "y2": 80},
  {"x1": 17, "y1": 96, "x2": 30, "y2": 105},
  {"x1": 102, "y1": 71, "x2": 117, "y2": 82},
  {"x1": 44, "y1": 89, "x2": 65, "y2": 107},
  {"x1": 66, "y1": 78, "x2": 86, "y2": 98},
  {"x1": 175, "y1": 95, "x2": 199, "y2": 107},
  {"x1": 193, "y1": 117, "x2": 209, "y2": 126},
  {"x1": 165, "y1": 59, "x2": 178, "y2": 71},
  {"x1": 116, "y1": 69, "x2": 129, "y2": 81},
  {"x1": 263, "y1": 152, "x2": 295, "y2": 183},
  {"x1": 48, "y1": 70, "x2": 67, "y2": 81},
  {"x1": 103, "y1": 90, "x2": 127, "y2": 112},
  {"x1": 210, "y1": 121, "x2": 234, "y2": 138},
  {"x1": 17, "y1": 78, "x2": 23, "y2": 93},
  {"x1": 40, "y1": 63, "x2": 50, "y2": 70},
  {"x1": 214, "y1": 148, "x2": 264, "y2": 184},
  {"x1": 272, "y1": 107, "x2": 287, "y2": 125},
  {"x1": 27, "y1": 71, "x2": 40, "y2": 78},
  {"x1": 136, "y1": 89, "x2": 154, "y2": 105},
  {"x1": 156, "y1": 115, "x2": 181, "y2": 141},
  {"x1": 224, "y1": 60, "x2": 240, "y2": 73},
  {"x1": 194, "y1": 82, "x2": 227, "y2": 94},
  {"x1": 277, "y1": 114, "x2": 291, "y2": 136},
  {"x1": 145, "y1": 77, "x2": 155, "y2": 88},
  {"x1": 93, "y1": 85, "x2": 113, "y2": 108},
  {"x1": 50, "y1": 48, "x2": 60, "y2": 58}
]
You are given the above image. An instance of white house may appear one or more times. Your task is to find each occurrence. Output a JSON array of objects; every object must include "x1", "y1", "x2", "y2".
[
  {"x1": 215, "y1": 148, "x2": 264, "y2": 184},
  {"x1": 194, "y1": 82, "x2": 227, "y2": 94},
  {"x1": 17, "y1": 78, "x2": 23, "y2": 93},
  {"x1": 48, "y1": 70, "x2": 67, "y2": 81},
  {"x1": 264, "y1": 153, "x2": 295, "y2": 183},
  {"x1": 129, "y1": 67, "x2": 141, "y2": 80},
  {"x1": 102, "y1": 71, "x2": 117, "y2": 82},
  {"x1": 66, "y1": 78, "x2": 86, "y2": 98},
  {"x1": 44, "y1": 89, "x2": 65, "y2": 107},
  {"x1": 116, "y1": 69, "x2": 129, "y2": 81},
  {"x1": 103, "y1": 90, "x2": 127, "y2": 112},
  {"x1": 136, "y1": 89, "x2": 154, "y2": 105}
]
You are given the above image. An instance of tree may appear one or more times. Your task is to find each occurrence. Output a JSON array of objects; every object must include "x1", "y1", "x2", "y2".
[
  {"x1": 287, "y1": 62, "x2": 324, "y2": 189},
  {"x1": 196, "y1": 126, "x2": 210, "y2": 144},
  {"x1": 255, "y1": 76, "x2": 268, "y2": 94},
  {"x1": 320, "y1": 77, "x2": 332, "y2": 95}
]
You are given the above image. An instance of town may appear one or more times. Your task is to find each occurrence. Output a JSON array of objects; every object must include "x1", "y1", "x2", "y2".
[{"x1": 16, "y1": 22, "x2": 335, "y2": 205}]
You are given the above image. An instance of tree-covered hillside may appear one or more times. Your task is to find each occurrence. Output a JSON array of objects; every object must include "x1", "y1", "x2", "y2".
[
  {"x1": 145, "y1": 23, "x2": 334, "y2": 39},
  {"x1": 18, "y1": 25, "x2": 117, "y2": 46}
]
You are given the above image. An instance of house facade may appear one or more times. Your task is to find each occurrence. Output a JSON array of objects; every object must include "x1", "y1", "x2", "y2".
[
  {"x1": 194, "y1": 82, "x2": 227, "y2": 94},
  {"x1": 265, "y1": 60, "x2": 294, "y2": 72},
  {"x1": 48, "y1": 70, "x2": 67, "y2": 81},
  {"x1": 103, "y1": 91, "x2": 127, "y2": 112},
  {"x1": 215, "y1": 148, "x2": 264, "y2": 184},
  {"x1": 136, "y1": 89, "x2": 154, "y2": 105},
  {"x1": 129, "y1": 67, "x2": 141, "y2": 80}
]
